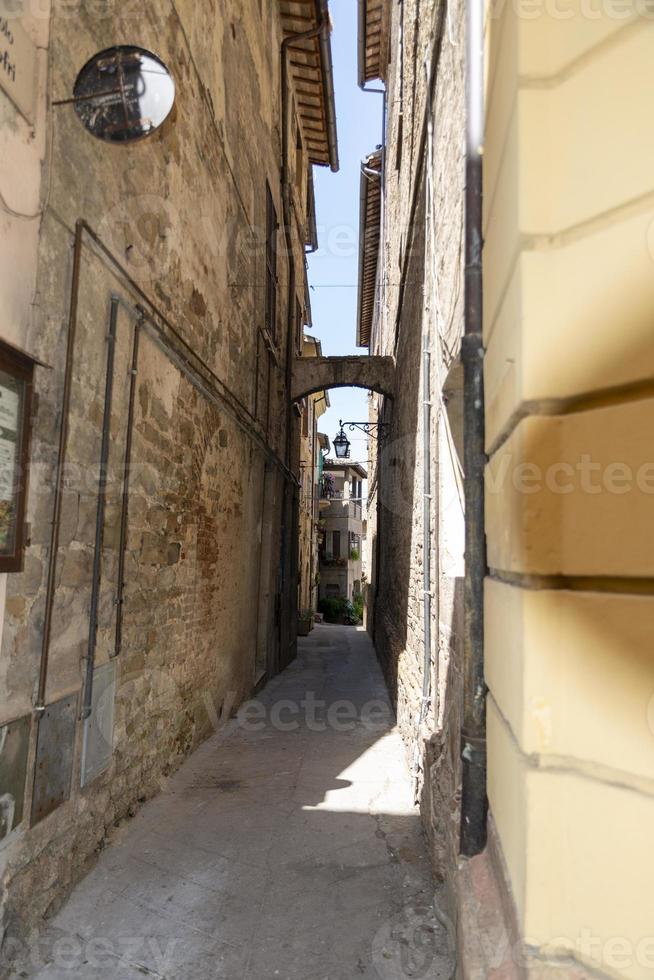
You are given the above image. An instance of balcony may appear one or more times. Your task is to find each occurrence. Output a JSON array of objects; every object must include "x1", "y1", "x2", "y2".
[
  {"x1": 319, "y1": 553, "x2": 348, "y2": 568},
  {"x1": 320, "y1": 498, "x2": 362, "y2": 521}
]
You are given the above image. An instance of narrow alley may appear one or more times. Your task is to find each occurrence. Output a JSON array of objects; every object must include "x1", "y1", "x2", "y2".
[
  {"x1": 10, "y1": 626, "x2": 453, "y2": 980},
  {"x1": 2, "y1": 2, "x2": 653, "y2": 976}
]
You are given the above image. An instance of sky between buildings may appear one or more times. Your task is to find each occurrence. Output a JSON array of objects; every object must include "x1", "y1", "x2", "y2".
[{"x1": 307, "y1": 0, "x2": 384, "y2": 473}]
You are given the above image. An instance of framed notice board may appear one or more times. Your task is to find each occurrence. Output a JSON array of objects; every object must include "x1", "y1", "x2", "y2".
[{"x1": 0, "y1": 341, "x2": 34, "y2": 573}]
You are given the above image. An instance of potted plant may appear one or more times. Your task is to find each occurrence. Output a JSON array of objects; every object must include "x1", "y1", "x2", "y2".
[
  {"x1": 297, "y1": 608, "x2": 314, "y2": 636},
  {"x1": 318, "y1": 597, "x2": 359, "y2": 626}
]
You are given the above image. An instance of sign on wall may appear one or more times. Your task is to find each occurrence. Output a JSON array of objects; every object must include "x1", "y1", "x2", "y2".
[
  {"x1": 0, "y1": 13, "x2": 37, "y2": 124},
  {"x1": 0, "y1": 339, "x2": 34, "y2": 573}
]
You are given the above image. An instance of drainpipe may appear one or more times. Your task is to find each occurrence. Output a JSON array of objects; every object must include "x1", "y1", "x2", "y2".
[
  {"x1": 114, "y1": 312, "x2": 142, "y2": 659},
  {"x1": 412, "y1": 58, "x2": 435, "y2": 802},
  {"x1": 422, "y1": 71, "x2": 434, "y2": 718},
  {"x1": 460, "y1": 0, "x2": 488, "y2": 858}
]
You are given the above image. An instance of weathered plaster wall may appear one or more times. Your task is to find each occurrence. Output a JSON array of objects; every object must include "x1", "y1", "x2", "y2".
[
  {"x1": 0, "y1": 2, "x2": 51, "y2": 707},
  {"x1": 0, "y1": 0, "x2": 313, "y2": 952},
  {"x1": 0, "y1": 3, "x2": 50, "y2": 350},
  {"x1": 483, "y1": 6, "x2": 654, "y2": 976}
]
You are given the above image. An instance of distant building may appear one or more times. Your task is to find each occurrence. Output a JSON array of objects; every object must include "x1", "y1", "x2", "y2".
[{"x1": 318, "y1": 462, "x2": 367, "y2": 602}]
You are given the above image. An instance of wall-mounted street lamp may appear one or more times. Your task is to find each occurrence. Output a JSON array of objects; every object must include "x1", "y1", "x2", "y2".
[
  {"x1": 333, "y1": 419, "x2": 390, "y2": 459},
  {"x1": 332, "y1": 426, "x2": 351, "y2": 459}
]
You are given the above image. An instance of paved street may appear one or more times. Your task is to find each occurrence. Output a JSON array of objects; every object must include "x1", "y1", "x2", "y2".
[{"x1": 12, "y1": 625, "x2": 454, "y2": 980}]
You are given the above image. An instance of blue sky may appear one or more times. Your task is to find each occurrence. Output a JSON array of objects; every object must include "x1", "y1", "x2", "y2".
[{"x1": 307, "y1": 0, "x2": 384, "y2": 467}]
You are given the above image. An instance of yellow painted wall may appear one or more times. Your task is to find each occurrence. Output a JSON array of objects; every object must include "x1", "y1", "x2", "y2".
[{"x1": 484, "y1": 5, "x2": 654, "y2": 977}]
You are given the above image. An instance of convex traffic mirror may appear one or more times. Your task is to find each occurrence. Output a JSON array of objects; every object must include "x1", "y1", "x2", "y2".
[{"x1": 70, "y1": 45, "x2": 175, "y2": 143}]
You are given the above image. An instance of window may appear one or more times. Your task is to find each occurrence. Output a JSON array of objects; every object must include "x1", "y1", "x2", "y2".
[
  {"x1": 265, "y1": 182, "x2": 278, "y2": 343},
  {"x1": 332, "y1": 531, "x2": 341, "y2": 559}
]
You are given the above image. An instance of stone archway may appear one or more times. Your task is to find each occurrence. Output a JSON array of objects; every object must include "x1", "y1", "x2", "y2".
[{"x1": 291, "y1": 355, "x2": 396, "y2": 403}]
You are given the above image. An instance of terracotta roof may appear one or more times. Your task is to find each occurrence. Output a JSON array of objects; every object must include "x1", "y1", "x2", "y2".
[
  {"x1": 279, "y1": 0, "x2": 339, "y2": 171},
  {"x1": 356, "y1": 149, "x2": 382, "y2": 348},
  {"x1": 358, "y1": 0, "x2": 390, "y2": 88}
]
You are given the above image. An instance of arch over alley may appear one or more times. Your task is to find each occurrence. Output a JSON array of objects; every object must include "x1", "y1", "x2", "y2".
[{"x1": 291, "y1": 354, "x2": 396, "y2": 403}]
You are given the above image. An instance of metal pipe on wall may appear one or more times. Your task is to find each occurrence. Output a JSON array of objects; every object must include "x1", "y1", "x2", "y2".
[
  {"x1": 114, "y1": 313, "x2": 142, "y2": 660},
  {"x1": 460, "y1": 0, "x2": 488, "y2": 858},
  {"x1": 421, "y1": 68, "x2": 434, "y2": 731},
  {"x1": 81, "y1": 296, "x2": 119, "y2": 720},
  {"x1": 412, "y1": 56, "x2": 436, "y2": 802}
]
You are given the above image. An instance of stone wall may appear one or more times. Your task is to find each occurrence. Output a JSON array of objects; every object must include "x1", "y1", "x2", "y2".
[
  {"x1": 0, "y1": 0, "x2": 316, "y2": 953},
  {"x1": 366, "y1": 0, "x2": 467, "y2": 910}
]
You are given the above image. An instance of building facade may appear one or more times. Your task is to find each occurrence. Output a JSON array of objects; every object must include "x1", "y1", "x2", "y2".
[
  {"x1": 359, "y1": 0, "x2": 467, "y2": 899},
  {"x1": 359, "y1": 1, "x2": 654, "y2": 977},
  {"x1": 318, "y1": 461, "x2": 366, "y2": 603},
  {"x1": 479, "y1": 6, "x2": 654, "y2": 977},
  {"x1": 0, "y1": 0, "x2": 338, "y2": 951}
]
